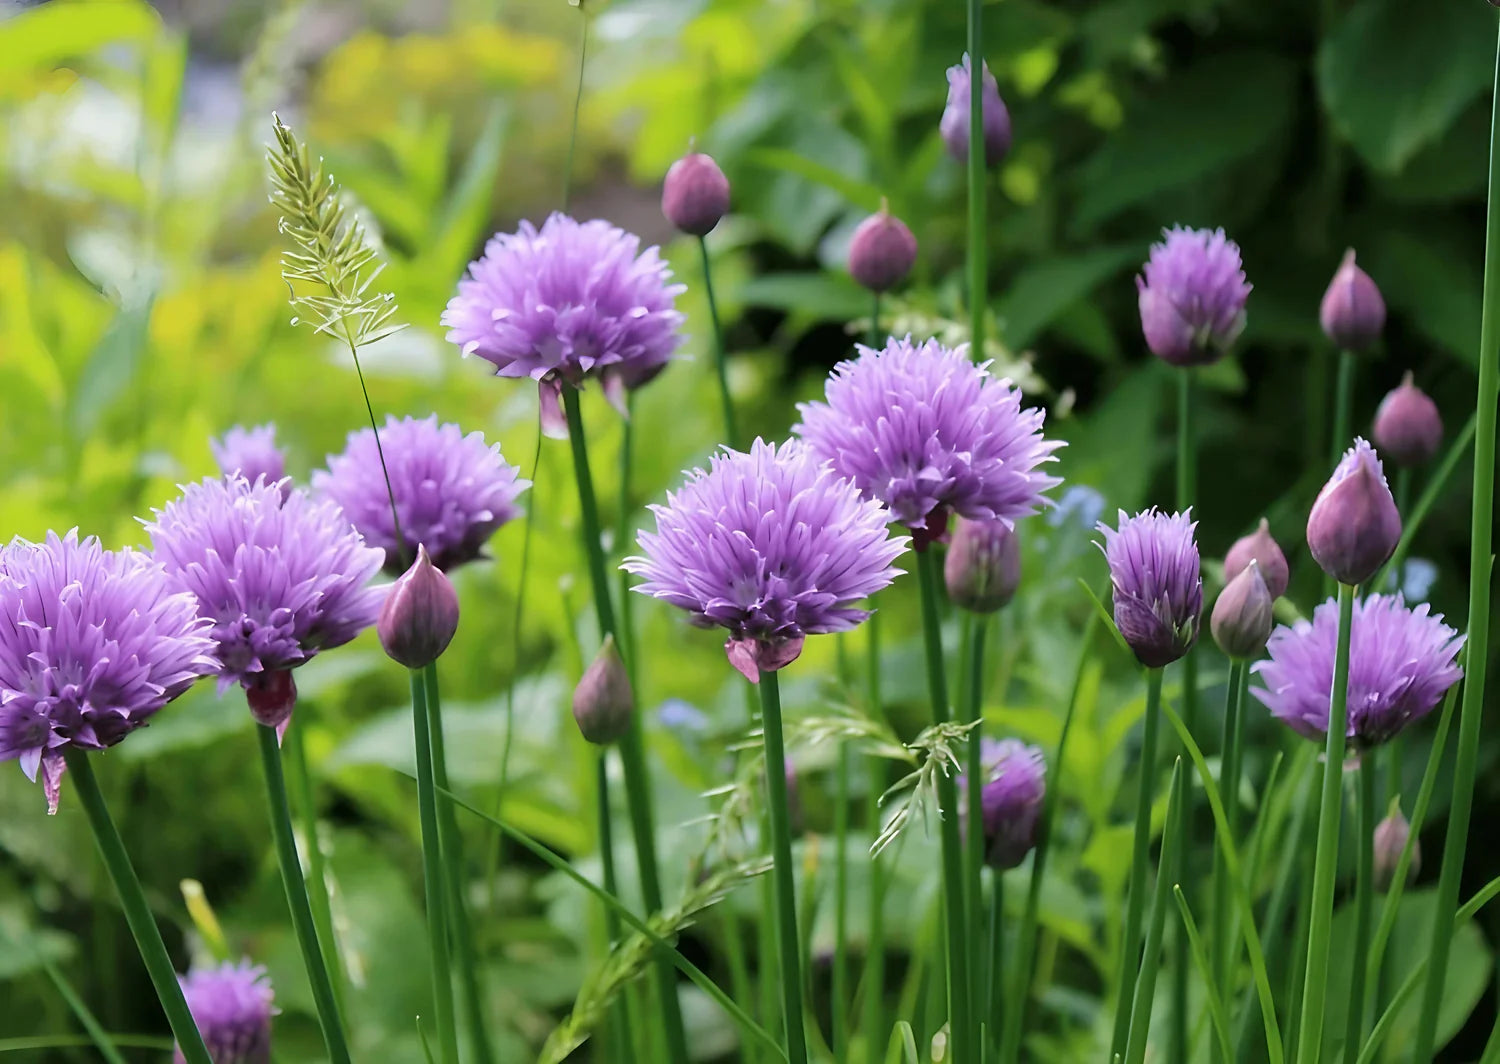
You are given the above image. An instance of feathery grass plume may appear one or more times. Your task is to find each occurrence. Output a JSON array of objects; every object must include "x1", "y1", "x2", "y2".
[
  {"x1": 871, "y1": 720, "x2": 980, "y2": 857},
  {"x1": 537, "y1": 857, "x2": 773, "y2": 1064},
  {"x1": 267, "y1": 113, "x2": 404, "y2": 348}
]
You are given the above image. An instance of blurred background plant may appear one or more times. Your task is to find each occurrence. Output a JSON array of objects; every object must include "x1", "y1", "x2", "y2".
[{"x1": 0, "y1": 0, "x2": 1494, "y2": 1060}]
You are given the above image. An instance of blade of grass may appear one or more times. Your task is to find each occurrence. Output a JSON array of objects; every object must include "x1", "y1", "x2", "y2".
[
  {"x1": 1122, "y1": 758, "x2": 1184, "y2": 1064},
  {"x1": 1174, "y1": 886, "x2": 1234, "y2": 1064}
]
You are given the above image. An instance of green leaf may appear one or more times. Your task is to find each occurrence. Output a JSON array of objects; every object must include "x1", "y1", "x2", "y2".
[
  {"x1": 743, "y1": 147, "x2": 886, "y2": 215},
  {"x1": 67, "y1": 297, "x2": 154, "y2": 438},
  {"x1": 0, "y1": 0, "x2": 160, "y2": 78},
  {"x1": 1071, "y1": 52, "x2": 1297, "y2": 231},
  {"x1": 997, "y1": 247, "x2": 1138, "y2": 350},
  {"x1": 1317, "y1": 0, "x2": 1495, "y2": 174},
  {"x1": 1365, "y1": 225, "x2": 1482, "y2": 366},
  {"x1": 737, "y1": 271, "x2": 871, "y2": 321}
]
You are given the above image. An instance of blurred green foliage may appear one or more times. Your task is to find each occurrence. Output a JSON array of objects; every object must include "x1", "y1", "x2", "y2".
[{"x1": 0, "y1": 0, "x2": 1495, "y2": 1060}]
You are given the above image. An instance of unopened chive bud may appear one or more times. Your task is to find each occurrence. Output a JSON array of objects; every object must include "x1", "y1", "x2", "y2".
[
  {"x1": 1224, "y1": 517, "x2": 1290, "y2": 600},
  {"x1": 1373, "y1": 803, "x2": 1418, "y2": 891},
  {"x1": 1372, "y1": 371, "x2": 1443, "y2": 468},
  {"x1": 1320, "y1": 249, "x2": 1386, "y2": 352},
  {"x1": 377, "y1": 544, "x2": 461, "y2": 670},
  {"x1": 661, "y1": 151, "x2": 730, "y2": 236},
  {"x1": 944, "y1": 517, "x2": 1021, "y2": 613},
  {"x1": 939, "y1": 53, "x2": 1012, "y2": 168},
  {"x1": 1307, "y1": 439, "x2": 1402, "y2": 586},
  {"x1": 572, "y1": 635, "x2": 634, "y2": 745},
  {"x1": 1211, "y1": 560, "x2": 1274, "y2": 660},
  {"x1": 847, "y1": 200, "x2": 917, "y2": 293}
]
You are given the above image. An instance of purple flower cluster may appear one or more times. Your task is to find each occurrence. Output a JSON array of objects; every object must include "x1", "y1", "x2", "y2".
[
  {"x1": 795, "y1": 336, "x2": 1061, "y2": 538},
  {"x1": 313, "y1": 414, "x2": 529, "y2": 574},
  {"x1": 0, "y1": 532, "x2": 218, "y2": 812},
  {"x1": 442, "y1": 213, "x2": 684, "y2": 428},
  {"x1": 1097, "y1": 509, "x2": 1202, "y2": 668},
  {"x1": 210, "y1": 425, "x2": 286, "y2": 489},
  {"x1": 1253, "y1": 593, "x2": 1463, "y2": 749},
  {"x1": 624, "y1": 439, "x2": 907, "y2": 681},
  {"x1": 1136, "y1": 227, "x2": 1251, "y2": 366},
  {"x1": 176, "y1": 960, "x2": 276, "y2": 1064},
  {"x1": 146, "y1": 477, "x2": 385, "y2": 728}
]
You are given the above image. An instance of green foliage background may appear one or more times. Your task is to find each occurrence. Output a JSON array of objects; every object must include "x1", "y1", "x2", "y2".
[{"x1": 0, "y1": 0, "x2": 1495, "y2": 1060}]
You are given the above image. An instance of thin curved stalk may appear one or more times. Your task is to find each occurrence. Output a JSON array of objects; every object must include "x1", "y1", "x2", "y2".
[
  {"x1": 1111, "y1": 668, "x2": 1164, "y2": 1059},
  {"x1": 1123, "y1": 759, "x2": 1185, "y2": 1064},
  {"x1": 596, "y1": 753, "x2": 637, "y2": 1059},
  {"x1": 562, "y1": 7, "x2": 587, "y2": 210},
  {"x1": 1175, "y1": 885, "x2": 1234, "y2": 1064},
  {"x1": 833, "y1": 742, "x2": 850, "y2": 1059},
  {"x1": 1172, "y1": 368, "x2": 1198, "y2": 1064},
  {"x1": 698, "y1": 237, "x2": 737, "y2": 448},
  {"x1": 1211, "y1": 658, "x2": 1247, "y2": 1064},
  {"x1": 863, "y1": 607, "x2": 887, "y2": 1061},
  {"x1": 1413, "y1": 23, "x2": 1500, "y2": 1055},
  {"x1": 1295, "y1": 583, "x2": 1355, "y2": 1064},
  {"x1": 915, "y1": 549, "x2": 974, "y2": 1064},
  {"x1": 963, "y1": 612, "x2": 989, "y2": 1041},
  {"x1": 284, "y1": 725, "x2": 344, "y2": 1013},
  {"x1": 1331, "y1": 350, "x2": 1355, "y2": 469}
]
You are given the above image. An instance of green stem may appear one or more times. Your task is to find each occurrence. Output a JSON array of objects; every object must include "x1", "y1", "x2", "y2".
[
  {"x1": 562, "y1": 7, "x2": 587, "y2": 211},
  {"x1": 1211, "y1": 659, "x2": 1247, "y2": 1061},
  {"x1": 597, "y1": 753, "x2": 638, "y2": 1059},
  {"x1": 1413, "y1": 18, "x2": 1500, "y2": 1058},
  {"x1": 963, "y1": 613, "x2": 989, "y2": 1042},
  {"x1": 250, "y1": 730, "x2": 352, "y2": 1064},
  {"x1": 699, "y1": 236, "x2": 737, "y2": 448},
  {"x1": 344, "y1": 338, "x2": 408, "y2": 572},
  {"x1": 1172, "y1": 368, "x2": 1197, "y2": 1064},
  {"x1": 757, "y1": 670, "x2": 809, "y2": 1064},
  {"x1": 989, "y1": 872, "x2": 1006, "y2": 1055},
  {"x1": 409, "y1": 670, "x2": 459, "y2": 1064},
  {"x1": 423, "y1": 664, "x2": 493, "y2": 1064},
  {"x1": 1294, "y1": 582, "x2": 1355, "y2": 1064},
  {"x1": 864, "y1": 607, "x2": 887, "y2": 1061},
  {"x1": 1123, "y1": 759, "x2": 1186, "y2": 1064},
  {"x1": 560, "y1": 384, "x2": 689, "y2": 1064},
  {"x1": 915, "y1": 549, "x2": 974, "y2": 1064},
  {"x1": 1331, "y1": 349, "x2": 1355, "y2": 470},
  {"x1": 966, "y1": 0, "x2": 987, "y2": 364},
  {"x1": 1001, "y1": 611, "x2": 1097, "y2": 1064},
  {"x1": 55, "y1": 756, "x2": 186, "y2": 1063},
  {"x1": 869, "y1": 291, "x2": 883, "y2": 350},
  {"x1": 1111, "y1": 668, "x2": 1164, "y2": 1059},
  {"x1": 285, "y1": 722, "x2": 344, "y2": 1014},
  {"x1": 721, "y1": 910, "x2": 753, "y2": 1064},
  {"x1": 833, "y1": 742, "x2": 850, "y2": 1059},
  {"x1": 1343, "y1": 755, "x2": 1376, "y2": 1060}
]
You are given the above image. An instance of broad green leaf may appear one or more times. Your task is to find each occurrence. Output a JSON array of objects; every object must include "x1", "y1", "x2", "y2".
[{"x1": 1317, "y1": 0, "x2": 1495, "y2": 174}]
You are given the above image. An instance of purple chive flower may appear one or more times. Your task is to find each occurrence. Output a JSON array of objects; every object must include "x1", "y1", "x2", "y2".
[
  {"x1": 0, "y1": 531, "x2": 218, "y2": 812},
  {"x1": 624, "y1": 439, "x2": 908, "y2": 682},
  {"x1": 175, "y1": 960, "x2": 276, "y2": 1064},
  {"x1": 1320, "y1": 249, "x2": 1386, "y2": 352},
  {"x1": 210, "y1": 425, "x2": 286, "y2": 489},
  {"x1": 442, "y1": 213, "x2": 685, "y2": 434},
  {"x1": 1252, "y1": 593, "x2": 1462, "y2": 749},
  {"x1": 145, "y1": 477, "x2": 385, "y2": 732},
  {"x1": 1136, "y1": 227, "x2": 1252, "y2": 366},
  {"x1": 1372, "y1": 372, "x2": 1443, "y2": 468},
  {"x1": 662, "y1": 151, "x2": 731, "y2": 236},
  {"x1": 1307, "y1": 438, "x2": 1402, "y2": 587},
  {"x1": 939, "y1": 54, "x2": 1012, "y2": 168},
  {"x1": 312, "y1": 414, "x2": 529, "y2": 574},
  {"x1": 794, "y1": 336, "x2": 1062, "y2": 544},
  {"x1": 1097, "y1": 509, "x2": 1203, "y2": 669},
  {"x1": 848, "y1": 203, "x2": 918, "y2": 294},
  {"x1": 959, "y1": 738, "x2": 1046, "y2": 871},
  {"x1": 1224, "y1": 517, "x2": 1290, "y2": 600}
]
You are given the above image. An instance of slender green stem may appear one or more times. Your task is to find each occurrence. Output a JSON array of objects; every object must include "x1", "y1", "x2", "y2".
[
  {"x1": 249, "y1": 730, "x2": 351, "y2": 1064},
  {"x1": 963, "y1": 613, "x2": 989, "y2": 1041},
  {"x1": 344, "y1": 338, "x2": 408, "y2": 572},
  {"x1": 864, "y1": 607, "x2": 887, "y2": 1061},
  {"x1": 832, "y1": 742, "x2": 851, "y2": 1059},
  {"x1": 562, "y1": 7, "x2": 587, "y2": 210},
  {"x1": 1211, "y1": 658, "x2": 1247, "y2": 1060},
  {"x1": 1331, "y1": 349, "x2": 1355, "y2": 470},
  {"x1": 698, "y1": 236, "x2": 737, "y2": 448},
  {"x1": 1172, "y1": 368, "x2": 1196, "y2": 1064},
  {"x1": 1111, "y1": 668, "x2": 1164, "y2": 1059},
  {"x1": 915, "y1": 549, "x2": 974, "y2": 1064},
  {"x1": 1394, "y1": 467, "x2": 1411, "y2": 523},
  {"x1": 408, "y1": 671, "x2": 459, "y2": 1064},
  {"x1": 756, "y1": 670, "x2": 809, "y2": 1064},
  {"x1": 1175, "y1": 886, "x2": 1235, "y2": 1064},
  {"x1": 1295, "y1": 583, "x2": 1355, "y2": 1064},
  {"x1": 869, "y1": 291, "x2": 883, "y2": 349},
  {"x1": 989, "y1": 872, "x2": 1006, "y2": 1055},
  {"x1": 560, "y1": 384, "x2": 689, "y2": 1064},
  {"x1": 721, "y1": 910, "x2": 753, "y2": 1064},
  {"x1": 285, "y1": 721, "x2": 344, "y2": 1014},
  {"x1": 759, "y1": 872, "x2": 781, "y2": 1058},
  {"x1": 1001, "y1": 611, "x2": 1097, "y2": 1064},
  {"x1": 1123, "y1": 760, "x2": 1186, "y2": 1064},
  {"x1": 966, "y1": 0, "x2": 987, "y2": 364},
  {"x1": 1414, "y1": 20, "x2": 1500, "y2": 1058},
  {"x1": 1373, "y1": 411, "x2": 1477, "y2": 591},
  {"x1": 597, "y1": 753, "x2": 638, "y2": 1059},
  {"x1": 1343, "y1": 755, "x2": 1376, "y2": 1060},
  {"x1": 617, "y1": 391, "x2": 637, "y2": 667},
  {"x1": 29, "y1": 760, "x2": 150, "y2": 1064}
]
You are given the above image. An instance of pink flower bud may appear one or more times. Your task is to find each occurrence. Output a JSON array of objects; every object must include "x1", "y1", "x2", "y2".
[
  {"x1": 377, "y1": 545, "x2": 460, "y2": 669},
  {"x1": 246, "y1": 669, "x2": 297, "y2": 733},
  {"x1": 1224, "y1": 517, "x2": 1289, "y2": 600},
  {"x1": 1373, "y1": 804, "x2": 1418, "y2": 891},
  {"x1": 1320, "y1": 249, "x2": 1385, "y2": 351},
  {"x1": 848, "y1": 201, "x2": 917, "y2": 293},
  {"x1": 1211, "y1": 560, "x2": 1274, "y2": 659},
  {"x1": 662, "y1": 152, "x2": 730, "y2": 237},
  {"x1": 1372, "y1": 371, "x2": 1443, "y2": 468},
  {"x1": 944, "y1": 517, "x2": 1021, "y2": 613},
  {"x1": 1307, "y1": 439, "x2": 1402, "y2": 587},
  {"x1": 572, "y1": 635, "x2": 633, "y2": 745}
]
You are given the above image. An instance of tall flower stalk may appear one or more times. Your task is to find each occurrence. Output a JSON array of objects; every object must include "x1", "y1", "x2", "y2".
[{"x1": 1413, "y1": 19, "x2": 1500, "y2": 1057}]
